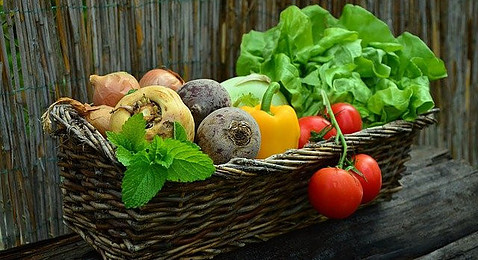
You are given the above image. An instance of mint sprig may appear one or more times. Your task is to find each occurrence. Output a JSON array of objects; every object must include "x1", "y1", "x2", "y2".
[
  {"x1": 106, "y1": 114, "x2": 215, "y2": 208},
  {"x1": 122, "y1": 151, "x2": 168, "y2": 208}
]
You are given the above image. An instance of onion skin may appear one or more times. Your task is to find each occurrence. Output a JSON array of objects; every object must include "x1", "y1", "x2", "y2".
[
  {"x1": 41, "y1": 97, "x2": 113, "y2": 136},
  {"x1": 85, "y1": 105, "x2": 114, "y2": 136},
  {"x1": 139, "y1": 68, "x2": 185, "y2": 91},
  {"x1": 91, "y1": 71, "x2": 140, "y2": 107},
  {"x1": 110, "y1": 85, "x2": 195, "y2": 142}
]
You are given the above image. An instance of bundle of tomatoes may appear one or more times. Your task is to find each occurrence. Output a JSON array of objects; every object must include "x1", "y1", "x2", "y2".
[{"x1": 300, "y1": 102, "x2": 382, "y2": 219}]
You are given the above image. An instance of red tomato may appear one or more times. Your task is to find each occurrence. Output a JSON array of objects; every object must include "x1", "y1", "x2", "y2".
[
  {"x1": 327, "y1": 103, "x2": 362, "y2": 134},
  {"x1": 308, "y1": 167, "x2": 363, "y2": 219},
  {"x1": 298, "y1": 116, "x2": 337, "y2": 148},
  {"x1": 351, "y1": 154, "x2": 382, "y2": 204}
]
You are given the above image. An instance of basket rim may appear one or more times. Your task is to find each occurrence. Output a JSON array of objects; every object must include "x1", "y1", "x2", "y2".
[{"x1": 43, "y1": 103, "x2": 438, "y2": 178}]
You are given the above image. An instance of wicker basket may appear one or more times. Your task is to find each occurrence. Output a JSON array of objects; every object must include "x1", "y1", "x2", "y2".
[{"x1": 43, "y1": 103, "x2": 437, "y2": 259}]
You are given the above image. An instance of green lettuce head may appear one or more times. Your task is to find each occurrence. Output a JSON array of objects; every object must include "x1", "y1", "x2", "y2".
[{"x1": 236, "y1": 4, "x2": 447, "y2": 126}]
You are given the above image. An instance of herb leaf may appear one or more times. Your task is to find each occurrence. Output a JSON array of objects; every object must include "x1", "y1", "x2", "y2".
[
  {"x1": 173, "y1": 121, "x2": 188, "y2": 142},
  {"x1": 174, "y1": 121, "x2": 202, "y2": 150},
  {"x1": 164, "y1": 138, "x2": 215, "y2": 182},
  {"x1": 107, "y1": 114, "x2": 215, "y2": 209},
  {"x1": 107, "y1": 113, "x2": 148, "y2": 153},
  {"x1": 149, "y1": 136, "x2": 174, "y2": 168},
  {"x1": 115, "y1": 146, "x2": 136, "y2": 166},
  {"x1": 121, "y1": 151, "x2": 168, "y2": 208}
]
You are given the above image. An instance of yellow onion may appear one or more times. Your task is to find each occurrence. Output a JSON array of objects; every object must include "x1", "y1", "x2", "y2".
[
  {"x1": 41, "y1": 97, "x2": 113, "y2": 136},
  {"x1": 110, "y1": 85, "x2": 195, "y2": 141},
  {"x1": 91, "y1": 71, "x2": 140, "y2": 107},
  {"x1": 139, "y1": 68, "x2": 185, "y2": 91},
  {"x1": 84, "y1": 105, "x2": 114, "y2": 136}
]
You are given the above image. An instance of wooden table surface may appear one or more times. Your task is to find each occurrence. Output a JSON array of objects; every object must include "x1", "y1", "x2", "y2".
[{"x1": 1, "y1": 146, "x2": 477, "y2": 259}]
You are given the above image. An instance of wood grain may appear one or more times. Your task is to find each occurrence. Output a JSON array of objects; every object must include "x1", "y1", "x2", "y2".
[{"x1": 417, "y1": 231, "x2": 478, "y2": 260}]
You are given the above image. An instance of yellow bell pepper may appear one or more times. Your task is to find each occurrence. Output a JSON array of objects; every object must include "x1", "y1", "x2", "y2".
[{"x1": 241, "y1": 82, "x2": 300, "y2": 159}]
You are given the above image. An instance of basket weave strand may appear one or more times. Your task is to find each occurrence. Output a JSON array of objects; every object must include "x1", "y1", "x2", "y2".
[{"x1": 45, "y1": 103, "x2": 437, "y2": 259}]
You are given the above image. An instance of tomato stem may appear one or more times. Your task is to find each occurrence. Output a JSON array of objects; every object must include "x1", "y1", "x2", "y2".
[
  {"x1": 345, "y1": 158, "x2": 368, "y2": 182},
  {"x1": 321, "y1": 90, "x2": 347, "y2": 168}
]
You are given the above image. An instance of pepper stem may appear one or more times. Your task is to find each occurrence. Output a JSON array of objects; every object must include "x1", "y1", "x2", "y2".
[
  {"x1": 321, "y1": 90, "x2": 347, "y2": 169},
  {"x1": 260, "y1": 82, "x2": 280, "y2": 115}
]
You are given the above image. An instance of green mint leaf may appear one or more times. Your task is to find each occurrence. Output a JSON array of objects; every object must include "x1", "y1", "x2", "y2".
[
  {"x1": 173, "y1": 121, "x2": 188, "y2": 142},
  {"x1": 121, "y1": 151, "x2": 168, "y2": 208},
  {"x1": 174, "y1": 121, "x2": 200, "y2": 150},
  {"x1": 183, "y1": 141, "x2": 201, "y2": 150},
  {"x1": 115, "y1": 146, "x2": 135, "y2": 166},
  {"x1": 106, "y1": 130, "x2": 129, "y2": 149},
  {"x1": 107, "y1": 113, "x2": 148, "y2": 153},
  {"x1": 163, "y1": 138, "x2": 215, "y2": 182},
  {"x1": 172, "y1": 122, "x2": 201, "y2": 149},
  {"x1": 149, "y1": 136, "x2": 174, "y2": 168},
  {"x1": 119, "y1": 114, "x2": 149, "y2": 152}
]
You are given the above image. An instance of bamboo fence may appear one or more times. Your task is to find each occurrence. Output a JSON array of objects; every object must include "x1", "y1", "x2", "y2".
[{"x1": 0, "y1": 0, "x2": 476, "y2": 250}]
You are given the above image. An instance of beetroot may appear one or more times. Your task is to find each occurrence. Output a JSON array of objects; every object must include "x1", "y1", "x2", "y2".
[{"x1": 177, "y1": 79, "x2": 231, "y2": 129}]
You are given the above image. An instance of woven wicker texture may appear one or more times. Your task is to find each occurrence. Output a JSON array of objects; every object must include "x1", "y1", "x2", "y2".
[{"x1": 44, "y1": 104, "x2": 437, "y2": 259}]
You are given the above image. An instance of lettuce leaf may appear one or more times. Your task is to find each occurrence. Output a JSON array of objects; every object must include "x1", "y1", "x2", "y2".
[{"x1": 236, "y1": 4, "x2": 447, "y2": 126}]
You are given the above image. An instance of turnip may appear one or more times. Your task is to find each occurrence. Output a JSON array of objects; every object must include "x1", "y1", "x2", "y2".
[
  {"x1": 221, "y1": 73, "x2": 289, "y2": 107},
  {"x1": 110, "y1": 86, "x2": 195, "y2": 142}
]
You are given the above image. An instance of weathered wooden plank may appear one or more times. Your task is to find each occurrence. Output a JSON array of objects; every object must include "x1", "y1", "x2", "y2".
[
  {"x1": 0, "y1": 0, "x2": 67, "y2": 248},
  {"x1": 0, "y1": 233, "x2": 95, "y2": 260},
  {"x1": 417, "y1": 231, "x2": 478, "y2": 260},
  {"x1": 404, "y1": 146, "x2": 450, "y2": 172},
  {"x1": 215, "y1": 148, "x2": 478, "y2": 259},
  {"x1": 34, "y1": 0, "x2": 64, "y2": 239}
]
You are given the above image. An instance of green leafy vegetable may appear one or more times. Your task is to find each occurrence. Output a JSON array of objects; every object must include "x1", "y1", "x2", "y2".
[
  {"x1": 173, "y1": 121, "x2": 188, "y2": 142},
  {"x1": 107, "y1": 114, "x2": 148, "y2": 153},
  {"x1": 107, "y1": 114, "x2": 215, "y2": 208},
  {"x1": 236, "y1": 4, "x2": 447, "y2": 126},
  {"x1": 121, "y1": 151, "x2": 168, "y2": 209}
]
